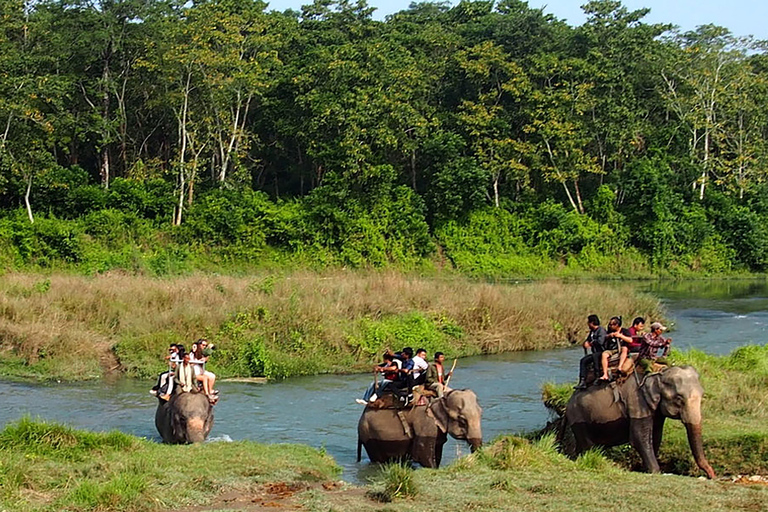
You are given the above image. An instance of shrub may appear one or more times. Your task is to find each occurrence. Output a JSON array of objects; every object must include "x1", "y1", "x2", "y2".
[
  {"x1": 369, "y1": 462, "x2": 418, "y2": 501},
  {"x1": 575, "y1": 448, "x2": 613, "y2": 472}
]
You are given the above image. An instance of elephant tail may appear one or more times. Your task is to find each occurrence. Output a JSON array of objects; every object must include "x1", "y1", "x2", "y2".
[{"x1": 357, "y1": 437, "x2": 362, "y2": 462}]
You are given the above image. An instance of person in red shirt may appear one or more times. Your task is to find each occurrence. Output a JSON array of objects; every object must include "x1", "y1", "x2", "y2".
[
  {"x1": 627, "y1": 317, "x2": 645, "y2": 351},
  {"x1": 617, "y1": 317, "x2": 646, "y2": 372}
]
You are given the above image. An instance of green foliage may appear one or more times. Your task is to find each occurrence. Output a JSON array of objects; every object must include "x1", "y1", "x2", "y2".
[
  {"x1": 575, "y1": 448, "x2": 614, "y2": 472},
  {"x1": 369, "y1": 462, "x2": 418, "y2": 501},
  {"x1": 541, "y1": 382, "x2": 573, "y2": 417},
  {"x1": 3, "y1": 0, "x2": 768, "y2": 276},
  {"x1": 0, "y1": 417, "x2": 136, "y2": 461},
  {"x1": 352, "y1": 313, "x2": 464, "y2": 358},
  {"x1": 299, "y1": 167, "x2": 434, "y2": 267}
]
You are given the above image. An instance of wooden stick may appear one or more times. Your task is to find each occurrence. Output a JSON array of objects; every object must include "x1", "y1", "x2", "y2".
[
  {"x1": 373, "y1": 369, "x2": 379, "y2": 393},
  {"x1": 444, "y1": 359, "x2": 458, "y2": 386}
]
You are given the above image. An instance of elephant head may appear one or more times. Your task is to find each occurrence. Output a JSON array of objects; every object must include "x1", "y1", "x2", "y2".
[
  {"x1": 642, "y1": 365, "x2": 716, "y2": 479},
  {"x1": 426, "y1": 389, "x2": 483, "y2": 452},
  {"x1": 156, "y1": 391, "x2": 214, "y2": 444}
]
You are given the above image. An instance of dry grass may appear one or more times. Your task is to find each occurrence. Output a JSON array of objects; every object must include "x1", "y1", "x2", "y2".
[{"x1": 0, "y1": 271, "x2": 662, "y2": 380}]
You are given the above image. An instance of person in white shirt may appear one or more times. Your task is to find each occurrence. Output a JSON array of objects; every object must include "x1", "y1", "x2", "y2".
[{"x1": 409, "y1": 348, "x2": 429, "y2": 390}]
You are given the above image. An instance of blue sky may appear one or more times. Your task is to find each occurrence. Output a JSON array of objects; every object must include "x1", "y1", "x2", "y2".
[{"x1": 264, "y1": 0, "x2": 768, "y2": 39}]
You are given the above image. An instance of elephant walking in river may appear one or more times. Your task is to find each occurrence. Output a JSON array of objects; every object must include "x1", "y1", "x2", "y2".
[
  {"x1": 155, "y1": 391, "x2": 214, "y2": 444},
  {"x1": 565, "y1": 365, "x2": 715, "y2": 478},
  {"x1": 357, "y1": 389, "x2": 482, "y2": 468}
]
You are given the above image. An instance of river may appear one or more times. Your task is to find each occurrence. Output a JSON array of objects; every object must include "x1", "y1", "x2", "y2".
[{"x1": 1, "y1": 280, "x2": 766, "y2": 483}]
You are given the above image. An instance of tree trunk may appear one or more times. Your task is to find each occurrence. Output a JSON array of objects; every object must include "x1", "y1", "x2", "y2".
[
  {"x1": 699, "y1": 128, "x2": 709, "y2": 201},
  {"x1": 562, "y1": 182, "x2": 579, "y2": 214},
  {"x1": 24, "y1": 173, "x2": 34, "y2": 224},
  {"x1": 100, "y1": 147, "x2": 110, "y2": 190},
  {"x1": 574, "y1": 179, "x2": 585, "y2": 214},
  {"x1": 101, "y1": 52, "x2": 111, "y2": 189},
  {"x1": 493, "y1": 175, "x2": 500, "y2": 208},
  {"x1": 174, "y1": 71, "x2": 194, "y2": 226}
]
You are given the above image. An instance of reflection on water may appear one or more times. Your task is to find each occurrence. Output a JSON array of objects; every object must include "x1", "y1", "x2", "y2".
[{"x1": 1, "y1": 279, "x2": 766, "y2": 483}]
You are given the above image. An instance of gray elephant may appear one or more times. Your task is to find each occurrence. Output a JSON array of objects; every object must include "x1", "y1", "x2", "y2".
[
  {"x1": 357, "y1": 389, "x2": 482, "y2": 468},
  {"x1": 565, "y1": 365, "x2": 716, "y2": 478},
  {"x1": 155, "y1": 390, "x2": 214, "y2": 444}
]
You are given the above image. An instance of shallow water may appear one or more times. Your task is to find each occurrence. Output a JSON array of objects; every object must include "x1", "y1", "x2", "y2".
[{"x1": 1, "y1": 280, "x2": 766, "y2": 484}]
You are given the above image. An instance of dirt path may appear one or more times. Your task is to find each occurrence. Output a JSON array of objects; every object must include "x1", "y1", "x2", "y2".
[{"x1": 172, "y1": 481, "x2": 380, "y2": 512}]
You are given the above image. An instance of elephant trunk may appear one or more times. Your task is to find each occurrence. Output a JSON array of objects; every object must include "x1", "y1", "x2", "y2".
[
  {"x1": 466, "y1": 422, "x2": 483, "y2": 453},
  {"x1": 684, "y1": 422, "x2": 715, "y2": 479},
  {"x1": 186, "y1": 417, "x2": 207, "y2": 444}
]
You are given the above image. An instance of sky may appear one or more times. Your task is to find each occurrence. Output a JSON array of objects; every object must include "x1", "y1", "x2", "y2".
[{"x1": 263, "y1": 0, "x2": 768, "y2": 39}]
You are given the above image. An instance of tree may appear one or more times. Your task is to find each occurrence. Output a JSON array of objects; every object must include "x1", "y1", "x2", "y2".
[
  {"x1": 526, "y1": 54, "x2": 601, "y2": 214},
  {"x1": 454, "y1": 40, "x2": 530, "y2": 207},
  {"x1": 662, "y1": 25, "x2": 755, "y2": 200}
]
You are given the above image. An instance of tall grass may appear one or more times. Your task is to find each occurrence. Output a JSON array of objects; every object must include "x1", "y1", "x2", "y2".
[
  {"x1": 368, "y1": 462, "x2": 418, "y2": 502},
  {"x1": 0, "y1": 271, "x2": 662, "y2": 381}
]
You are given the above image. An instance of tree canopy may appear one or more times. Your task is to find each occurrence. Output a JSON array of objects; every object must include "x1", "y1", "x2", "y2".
[{"x1": 1, "y1": 0, "x2": 767, "y2": 275}]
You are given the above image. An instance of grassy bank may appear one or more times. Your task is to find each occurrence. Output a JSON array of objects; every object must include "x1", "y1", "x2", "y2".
[
  {"x1": 0, "y1": 271, "x2": 662, "y2": 381},
  {"x1": 0, "y1": 418, "x2": 339, "y2": 512},
  {"x1": 2, "y1": 420, "x2": 765, "y2": 512},
  {"x1": 329, "y1": 436, "x2": 767, "y2": 512},
  {"x1": 542, "y1": 344, "x2": 768, "y2": 477}
]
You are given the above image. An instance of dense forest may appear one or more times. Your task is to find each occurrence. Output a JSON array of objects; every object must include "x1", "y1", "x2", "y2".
[{"x1": 1, "y1": 0, "x2": 767, "y2": 276}]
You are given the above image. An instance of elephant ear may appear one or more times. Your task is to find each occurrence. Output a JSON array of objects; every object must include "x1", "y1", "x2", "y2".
[
  {"x1": 427, "y1": 400, "x2": 449, "y2": 434},
  {"x1": 641, "y1": 374, "x2": 663, "y2": 411}
]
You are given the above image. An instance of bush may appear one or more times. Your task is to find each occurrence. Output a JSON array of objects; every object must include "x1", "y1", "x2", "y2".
[
  {"x1": 300, "y1": 166, "x2": 434, "y2": 266},
  {"x1": 369, "y1": 462, "x2": 418, "y2": 501}
]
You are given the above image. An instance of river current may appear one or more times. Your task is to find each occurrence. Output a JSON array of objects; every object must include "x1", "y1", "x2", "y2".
[{"x1": 1, "y1": 280, "x2": 766, "y2": 483}]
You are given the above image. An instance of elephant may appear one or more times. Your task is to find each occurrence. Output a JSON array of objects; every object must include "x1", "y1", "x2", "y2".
[
  {"x1": 565, "y1": 365, "x2": 716, "y2": 478},
  {"x1": 357, "y1": 389, "x2": 482, "y2": 468},
  {"x1": 155, "y1": 390, "x2": 214, "y2": 444}
]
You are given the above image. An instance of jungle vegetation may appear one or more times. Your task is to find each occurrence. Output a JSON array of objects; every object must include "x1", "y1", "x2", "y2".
[{"x1": 1, "y1": 0, "x2": 768, "y2": 276}]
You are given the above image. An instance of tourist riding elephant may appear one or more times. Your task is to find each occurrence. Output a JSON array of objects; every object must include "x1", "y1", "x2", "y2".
[
  {"x1": 565, "y1": 365, "x2": 716, "y2": 478},
  {"x1": 357, "y1": 389, "x2": 482, "y2": 468},
  {"x1": 155, "y1": 390, "x2": 214, "y2": 444}
]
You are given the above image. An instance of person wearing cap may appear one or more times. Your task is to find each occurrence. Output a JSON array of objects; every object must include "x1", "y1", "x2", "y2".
[{"x1": 638, "y1": 322, "x2": 671, "y2": 372}]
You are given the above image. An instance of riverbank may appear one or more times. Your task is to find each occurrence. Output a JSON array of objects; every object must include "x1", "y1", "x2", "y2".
[
  {"x1": 0, "y1": 271, "x2": 661, "y2": 381},
  {"x1": 2, "y1": 418, "x2": 766, "y2": 512},
  {"x1": 542, "y1": 344, "x2": 768, "y2": 476},
  {"x1": 0, "y1": 417, "x2": 341, "y2": 511}
]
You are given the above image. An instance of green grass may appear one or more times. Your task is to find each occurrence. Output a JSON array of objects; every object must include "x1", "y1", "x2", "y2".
[
  {"x1": 366, "y1": 462, "x2": 419, "y2": 502},
  {"x1": 300, "y1": 436, "x2": 768, "y2": 512},
  {"x1": 0, "y1": 418, "x2": 340, "y2": 512}
]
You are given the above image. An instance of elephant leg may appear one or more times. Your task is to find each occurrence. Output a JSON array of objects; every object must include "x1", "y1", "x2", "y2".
[
  {"x1": 629, "y1": 417, "x2": 660, "y2": 473},
  {"x1": 434, "y1": 434, "x2": 447, "y2": 468},
  {"x1": 652, "y1": 414, "x2": 666, "y2": 459},
  {"x1": 412, "y1": 436, "x2": 437, "y2": 468},
  {"x1": 570, "y1": 423, "x2": 594, "y2": 456}
]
